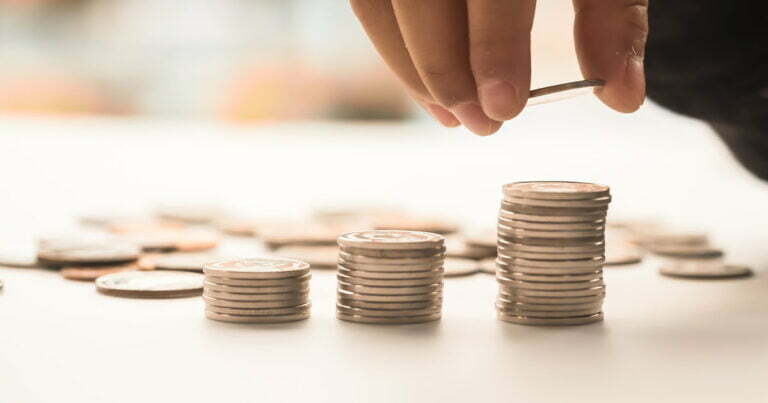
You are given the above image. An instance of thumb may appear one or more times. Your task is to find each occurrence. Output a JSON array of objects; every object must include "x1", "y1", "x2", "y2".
[{"x1": 572, "y1": 0, "x2": 648, "y2": 112}]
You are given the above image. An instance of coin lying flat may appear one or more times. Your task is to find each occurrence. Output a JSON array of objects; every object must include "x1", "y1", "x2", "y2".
[
  {"x1": 203, "y1": 296, "x2": 308, "y2": 309},
  {"x1": 337, "y1": 272, "x2": 440, "y2": 287},
  {"x1": 336, "y1": 303, "x2": 441, "y2": 318},
  {"x1": 338, "y1": 230, "x2": 444, "y2": 250},
  {"x1": 203, "y1": 281, "x2": 309, "y2": 294},
  {"x1": 479, "y1": 258, "x2": 496, "y2": 274},
  {"x1": 203, "y1": 258, "x2": 310, "y2": 279},
  {"x1": 650, "y1": 245, "x2": 723, "y2": 258},
  {"x1": 659, "y1": 260, "x2": 753, "y2": 279},
  {"x1": 526, "y1": 79, "x2": 604, "y2": 106},
  {"x1": 337, "y1": 298, "x2": 442, "y2": 310},
  {"x1": 61, "y1": 264, "x2": 137, "y2": 281},
  {"x1": 340, "y1": 246, "x2": 445, "y2": 258},
  {"x1": 203, "y1": 289, "x2": 309, "y2": 302},
  {"x1": 260, "y1": 225, "x2": 342, "y2": 250},
  {"x1": 338, "y1": 260, "x2": 443, "y2": 273},
  {"x1": 338, "y1": 266, "x2": 443, "y2": 280},
  {"x1": 605, "y1": 246, "x2": 643, "y2": 266},
  {"x1": 498, "y1": 312, "x2": 604, "y2": 325},
  {"x1": 503, "y1": 181, "x2": 610, "y2": 200},
  {"x1": 207, "y1": 304, "x2": 311, "y2": 316},
  {"x1": 274, "y1": 245, "x2": 338, "y2": 269},
  {"x1": 338, "y1": 251, "x2": 445, "y2": 265},
  {"x1": 0, "y1": 249, "x2": 40, "y2": 268},
  {"x1": 96, "y1": 271, "x2": 204, "y2": 298},
  {"x1": 119, "y1": 229, "x2": 219, "y2": 253},
  {"x1": 205, "y1": 310, "x2": 309, "y2": 323},
  {"x1": 337, "y1": 282, "x2": 442, "y2": 296},
  {"x1": 336, "y1": 312, "x2": 441, "y2": 325},
  {"x1": 443, "y1": 258, "x2": 481, "y2": 277},
  {"x1": 445, "y1": 238, "x2": 496, "y2": 260},
  {"x1": 205, "y1": 273, "x2": 311, "y2": 286},
  {"x1": 37, "y1": 241, "x2": 140, "y2": 267},
  {"x1": 337, "y1": 288, "x2": 441, "y2": 302},
  {"x1": 138, "y1": 253, "x2": 220, "y2": 272}
]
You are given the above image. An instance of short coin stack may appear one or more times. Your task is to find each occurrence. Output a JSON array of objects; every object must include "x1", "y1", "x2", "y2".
[
  {"x1": 203, "y1": 258, "x2": 311, "y2": 323},
  {"x1": 336, "y1": 230, "x2": 445, "y2": 324},
  {"x1": 496, "y1": 181, "x2": 610, "y2": 326}
]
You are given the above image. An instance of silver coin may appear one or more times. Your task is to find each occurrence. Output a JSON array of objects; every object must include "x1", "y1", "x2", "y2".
[
  {"x1": 336, "y1": 303, "x2": 441, "y2": 318},
  {"x1": 498, "y1": 240, "x2": 604, "y2": 253},
  {"x1": 445, "y1": 237, "x2": 497, "y2": 260},
  {"x1": 38, "y1": 241, "x2": 140, "y2": 266},
  {"x1": 497, "y1": 306, "x2": 602, "y2": 318},
  {"x1": 0, "y1": 249, "x2": 40, "y2": 268},
  {"x1": 338, "y1": 259, "x2": 443, "y2": 273},
  {"x1": 499, "y1": 285, "x2": 605, "y2": 297},
  {"x1": 203, "y1": 281, "x2": 309, "y2": 294},
  {"x1": 499, "y1": 209, "x2": 607, "y2": 223},
  {"x1": 498, "y1": 293, "x2": 605, "y2": 305},
  {"x1": 526, "y1": 80, "x2": 604, "y2": 106},
  {"x1": 659, "y1": 261, "x2": 753, "y2": 279},
  {"x1": 337, "y1": 288, "x2": 441, "y2": 302},
  {"x1": 337, "y1": 273, "x2": 441, "y2": 287},
  {"x1": 337, "y1": 297, "x2": 442, "y2": 310},
  {"x1": 204, "y1": 273, "x2": 311, "y2": 286},
  {"x1": 496, "y1": 276, "x2": 604, "y2": 290},
  {"x1": 203, "y1": 258, "x2": 310, "y2": 279},
  {"x1": 443, "y1": 258, "x2": 481, "y2": 277},
  {"x1": 498, "y1": 217, "x2": 605, "y2": 230},
  {"x1": 496, "y1": 256, "x2": 604, "y2": 268},
  {"x1": 650, "y1": 245, "x2": 723, "y2": 259},
  {"x1": 338, "y1": 266, "x2": 443, "y2": 280},
  {"x1": 203, "y1": 296, "x2": 308, "y2": 309},
  {"x1": 338, "y1": 230, "x2": 444, "y2": 250},
  {"x1": 206, "y1": 303, "x2": 311, "y2": 316},
  {"x1": 479, "y1": 258, "x2": 496, "y2": 274},
  {"x1": 496, "y1": 262, "x2": 605, "y2": 276},
  {"x1": 497, "y1": 235, "x2": 605, "y2": 248},
  {"x1": 605, "y1": 247, "x2": 643, "y2": 266},
  {"x1": 498, "y1": 225, "x2": 605, "y2": 239},
  {"x1": 500, "y1": 250, "x2": 601, "y2": 260},
  {"x1": 337, "y1": 282, "x2": 442, "y2": 296},
  {"x1": 203, "y1": 289, "x2": 309, "y2": 301},
  {"x1": 336, "y1": 312, "x2": 440, "y2": 325},
  {"x1": 503, "y1": 181, "x2": 610, "y2": 200},
  {"x1": 340, "y1": 246, "x2": 445, "y2": 259},
  {"x1": 139, "y1": 253, "x2": 220, "y2": 272},
  {"x1": 503, "y1": 271, "x2": 603, "y2": 283},
  {"x1": 96, "y1": 271, "x2": 203, "y2": 298},
  {"x1": 206, "y1": 310, "x2": 309, "y2": 323},
  {"x1": 496, "y1": 301, "x2": 603, "y2": 312},
  {"x1": 501, "y1": 201, "x2": 608, "y2": 216},
  {"x1": 497, "y1": 312, "x2": 604, "y2": 325},
  {"x1": 273, "y1": 245, "x2": 338, "y2": 269},
  {"x1": 502, "y1": 195, "x2": 611, "y2": 208},
  {"x1": 338, "y1": 251, "x2": 445, "y2": 265}
]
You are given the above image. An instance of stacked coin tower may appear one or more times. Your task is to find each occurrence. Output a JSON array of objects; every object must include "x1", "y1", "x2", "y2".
[
  {"x1": 202, "y1": 257, "x2": 311, "y2": 323},
  {"x1": 336, "y1": 230, "x2": 445, "y2": 324},
  {"x1": 495, "y1": 181, "x2": 610, "y2": 326}
]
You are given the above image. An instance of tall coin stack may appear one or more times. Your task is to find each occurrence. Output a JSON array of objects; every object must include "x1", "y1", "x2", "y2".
[
  {"x1": 336, "y1": 230, "x2": 445, "y2": 324},
  {"x1": 203, "y1": 258, "x2": 311, "y2": 323},
  {"x1": 496, "y1": 181, "x2": 610, "y2": 325}
]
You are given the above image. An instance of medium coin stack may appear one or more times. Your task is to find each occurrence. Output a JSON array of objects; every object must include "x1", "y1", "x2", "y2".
[
  {"x1": 202, "y1": 258, "x2": 311, "y2": 323},
  {"x1": 336, "y1": 230, "x2": 445, "y2": 324},
  {"x1": 496, "y1": 181, "x2": 610, "y2": 326}
]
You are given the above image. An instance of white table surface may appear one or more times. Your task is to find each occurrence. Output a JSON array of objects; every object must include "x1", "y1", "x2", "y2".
[{"x1": 0, "y1": 98, "x2": 766, "y2": 403}]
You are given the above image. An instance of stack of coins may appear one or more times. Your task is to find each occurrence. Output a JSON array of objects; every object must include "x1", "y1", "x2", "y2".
[
  {"x1": 336, "y1": 230, "x2": 445, "y2": 324},
  {"x1": 202, "y1": 258, "x2": 311, "y2": 323},
  {"x1": 496, "y1": 181, "x2": 610, "y2": 326}
]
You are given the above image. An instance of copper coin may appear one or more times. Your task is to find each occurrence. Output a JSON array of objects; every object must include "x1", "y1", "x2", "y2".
[
  {"x1": 204, "y1": 273, "x2": 311, "y2": 286},
  {"x1": 337, "y1": 298, "x2": 442, "y2": 310},
  {"x1": 274, "y1": 245, "x2": 338, "y2": 269},
  {"x1": 203, "y1": 296, "x2": 308, "y2": 309},
  {"x1": 503, "y1": 181, "x2": 610, "y2": 200},
  {"x1": 443, "y1": 258, "x2": 481, "y2": 277},
  {"x1": 336, "y1": 312, "x2": 440, "y2": 324},
  {"x1": 336, "y1": 303, "x2": 441, "y2": 318},
  {"x1": 203, "y1": 258, "x2": 310, "y2": 279},
  {"x1": 138, "y1": 253, "x2": 220, "y2": 272},
  {"x1": 340, "y1": 246, "x2": 445, "y2": 258},
  {"x1": 338, "y1": 260, "x2": 443, "y2": 273},
  {"x1": 338, "y1": 230, "x2": 444, "y2": 250},
  {"x1": 96, "y1": 271, "x2": 203, "y2": 298},
  {"x1": 61, "y1": 264, "x2": 137, "y2": 281},
  {"x1": 205, "y1": 303, "x2": 311, "y2": 316},
  {"x1": 336, "y1": 288, "x2": 441, "y2": 302},
  {"x1": 338, "y1": 266, "x2": 443, "y2": 279},
  {"x1": 37, "y1": 241, "x2": 140, "y2": 266},
  {"x1": 206, "y1": 310, "x2": 309, "y2": 323},
  {"x1": 497, "y1": 312, "x2": 603, "y2": 325},
  {"x1": 337, "y1": 272, "x2": 441, "y2": 287},
  {"x1": 337, "y1": 282, "x2": 442, "y2": 296}
]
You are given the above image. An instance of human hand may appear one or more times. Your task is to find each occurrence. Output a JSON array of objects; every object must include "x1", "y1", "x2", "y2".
[{"x1": 350, "y1": 0, "x2": 648, "y2": 135}]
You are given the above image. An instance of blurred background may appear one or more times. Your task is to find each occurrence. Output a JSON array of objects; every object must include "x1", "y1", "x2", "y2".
[{"x1": 0, "y1": 0, "x2": 579, "y2": 121}]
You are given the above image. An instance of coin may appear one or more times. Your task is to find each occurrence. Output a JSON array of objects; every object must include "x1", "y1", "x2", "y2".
[
  {"x1": 503, "y1": 196, "x2": 611, "y2": 209},
  {"x1": 497, "y1": 236, "x2": 604, "y2": 247},
  {"x1": 204, "y1": 273, "x2": 311, "y2": 286},
  {"x1": 496, "y1": 264, "x2": 605, "y2": 276},
  {"x1": 443, "y1": 258, "x2": 481, "y2": 277},
  {"x1": 498, "y1": 306, "x2": 601, "y2": 318},
  {"x1": 527, "y1": 79, "x2": 604, "y2": 106},
  {"x1": 0, "y1": 249, "x2": 40, "y2": 268},
  {"x1": 498, "y1": 311, "x2": 603, "y2": 325},
  {"x1": 37, "y1": 241, "x2": 140, "y2": 267},
  {"x1": 340, "y1": 246, "x2": 445, "y2": 258},
  {"x1": 337, "y1": 298, "x2": 442, "y2": 310},
  {"x1": 501, "y1": 201, "x2": 608, "y2": 216},
  {"x1": 155, "y1": 204, "x2": 224, "y2": 225},
  {"x1": 605, "y1": 246, "x2": 643, "y2": 266},
  {"x1": 498, "y1": 217, "x2": 605, "y2": 230},
  {"x1": 499, "y1": 209, "x2": 607, "y2": 223},
  {"x1": 274, "y1": 245, "x2": 338, "y2": 269},
  {"x1": 203, "y1": 281, "x2": 309, "y2": 294},
  {"x1": 659, "y1": 261, "x2": 753, "y2": 279},
  {"x1": 337, "y1": 272, "x2": 440, "y2": 287},
  {"x1": 336, "y1": 303, "x2": 441, "y2": 318},
  {"x1": 499, "y1": 285, "x2": 605, "y2": 297},
  {"x1": 496, "y1": 256, "x2": 604, "y2": 268},
  {"x1": 338, "y1": 260, "x2": 443, "y2": 273},
  {"x1": 501, "y1": 250, "x2": 601, "y2": 260},
  {"x1": 497, "y1": 240, "x2": 604, "y2": 253},
  {"x1": 336, "y1": 288, "x2": 441, "y2": 302},
  {"x1": 205, "y1": 304, "x2": 311, "y2": 316},
  {"x1": 107, "y1": 219, "x2": 184, "y2": 234},
  {"x1": 496, "y1": 277, "x2": 604, "y2": 290},
  {"x1": 206, "y1": 310, "x2": 309, "y2": 323},
  {"x1": 96, "y1": 271, "x2": 203, "y2": 298},
  {"x1": 203, "y1": 258, "x2": 310, "y2": 279},
  {"x1": 445, "y1": 238, "x2": 496, "y2": 260},
  {"x1": 371, "y1": 216, "x2": 458, "y2": 235},
  {"x1": 503, "y1": 271, "x2": 603, "y2": 283},
  {"x1": 498, "y1": 294, "x2": 605, "y2": 305},
  {"x1": 497, "y1": 225, "x2": 605, "y2": 239},
  {"x1": 337, "y1": 282, "x2": 442, "y2": 296},
  {"x1": 338, "y1": 266, "x2": 443, "y2": 279},
  {"x1": 496, "y1": 301, "x2": 603, "y2": 312},
  {"x1": 338, "y1": 251, "x2": 445, "y2": 265},
  {"x1": 138, "y1": 253, "x2": 220, "y2": 272},
  {"x1": 203, "y1": 289, "x2": 309, "y2": 301},
  {"x1": 336, "y1": 312, "x2": 440, "y2": 324},
  {"x1": 503, "y1": 181, "x2": 610, "y2": 200},
  {"x1": 338, "y1": 230, "x2": 444, "y2": 250},
  {"x1": 214, "y1": 217, "x2": 262, "y2": 237},
  {"x1": 260, "y1": 224, "x2": 343, "y2": 250},
  {"x1": 479, "y1": 258, "x2": 496, "y2": 274},
  {"x1": 61, "y1": 264, "x2": 137, "y2": 281},
  {"x1": 650, "y1": 245, "x2": 723, "y2": 258},
  {"x1": 203, "y1": 296, "x2": 307, "y2": 309},
  {"x1": 119, "y1": 229, "x2": 219, "y2": 252}
]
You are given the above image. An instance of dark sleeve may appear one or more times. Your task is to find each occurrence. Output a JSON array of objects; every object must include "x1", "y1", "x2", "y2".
[{"x1": 644, "y1": 1, "x2": 768, "y2": 179}]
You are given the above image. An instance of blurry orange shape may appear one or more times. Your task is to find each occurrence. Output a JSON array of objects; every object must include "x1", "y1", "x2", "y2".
[
  {"x1": 328, "y1": 66, "x2": 411, "y2": 120},
  {"x1": 217, "y1": 61, "x2": 331, "y2": 123},
  {"x1": 0, "y1": 71, "x2": 118, "y2": 116}
]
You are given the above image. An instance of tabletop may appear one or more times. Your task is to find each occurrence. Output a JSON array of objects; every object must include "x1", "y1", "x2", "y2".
[{"x1": 0, "y1": 97, "x2": 766, "y2": 403}]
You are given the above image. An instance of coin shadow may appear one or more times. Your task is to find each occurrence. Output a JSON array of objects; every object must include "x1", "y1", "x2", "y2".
[{"x1": 496, "y1": 319, "x2": 609, "y2": 343}]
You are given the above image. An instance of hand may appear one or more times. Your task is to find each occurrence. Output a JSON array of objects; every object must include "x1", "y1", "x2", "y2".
[{"x1": 350, "y1": 0, "x2": 648, "y2": 135}]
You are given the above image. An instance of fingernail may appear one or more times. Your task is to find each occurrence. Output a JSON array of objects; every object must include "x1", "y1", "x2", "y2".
[
  {"x1": 450, "y1": 102, "x2": 501, "y2": 136},
  {"x1": 478, "y1": 80, "x2": 521, "y2": 121},
  {"x1": 426, "y1": 103, "x2": 460, "y2": 127}
]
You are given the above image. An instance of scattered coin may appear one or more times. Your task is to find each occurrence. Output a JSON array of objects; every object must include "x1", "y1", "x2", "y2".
[
  {"x1": 37, "y1": 241, "x2": 140, "y2": 267},
  {"x1": 106, "y1": 219, "x2": 184, "y2": 234},
  {"x1": 0, "y1": 248, "x2": 40, "y2": 268},
  {"x1": 445, "y1": 237, "x2": 496, "y2": 260},
  {"x1": 649, "y1": 245, "x2": 723, "y2": 258},
  {"x1": 442, "y1": 258, "x2": 481, "y2": 277},
  {"x1": 119, "y1": 229, "x2": 219, "y2": 253},
  {"x1": 479, "y1": 258, "x2": 496, "y2": 274},
  {"x1": 527, "y1": 79, "x2": 604, "y2": 106},
  {"x1": 261, "y1": 225, "x2": 342, "y2": 250},
  {"x1": 659, "y1": 259, "x2": 753, "y2": 279},
  {"x1": 61, "y1": 264, "x2": 137, "y2": 281},
  {"x1": 274, "y1": 245, "x2": 338, "y2": 269},
  {"x1": 96, "y1": 271, "x2": 204, "y2": 298},
  {"x1": 605, "y1": 245, "x2": 643, "y2": 266},
  {"x1": 155, "y1": 204, "x2": 225, "y2": 225},
  {"x1": 371, "y1": 216, "x2": 459, "y2": 235},
  {"x1": 138, "y1": 253, "x2": 220, "y2": 272}
]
